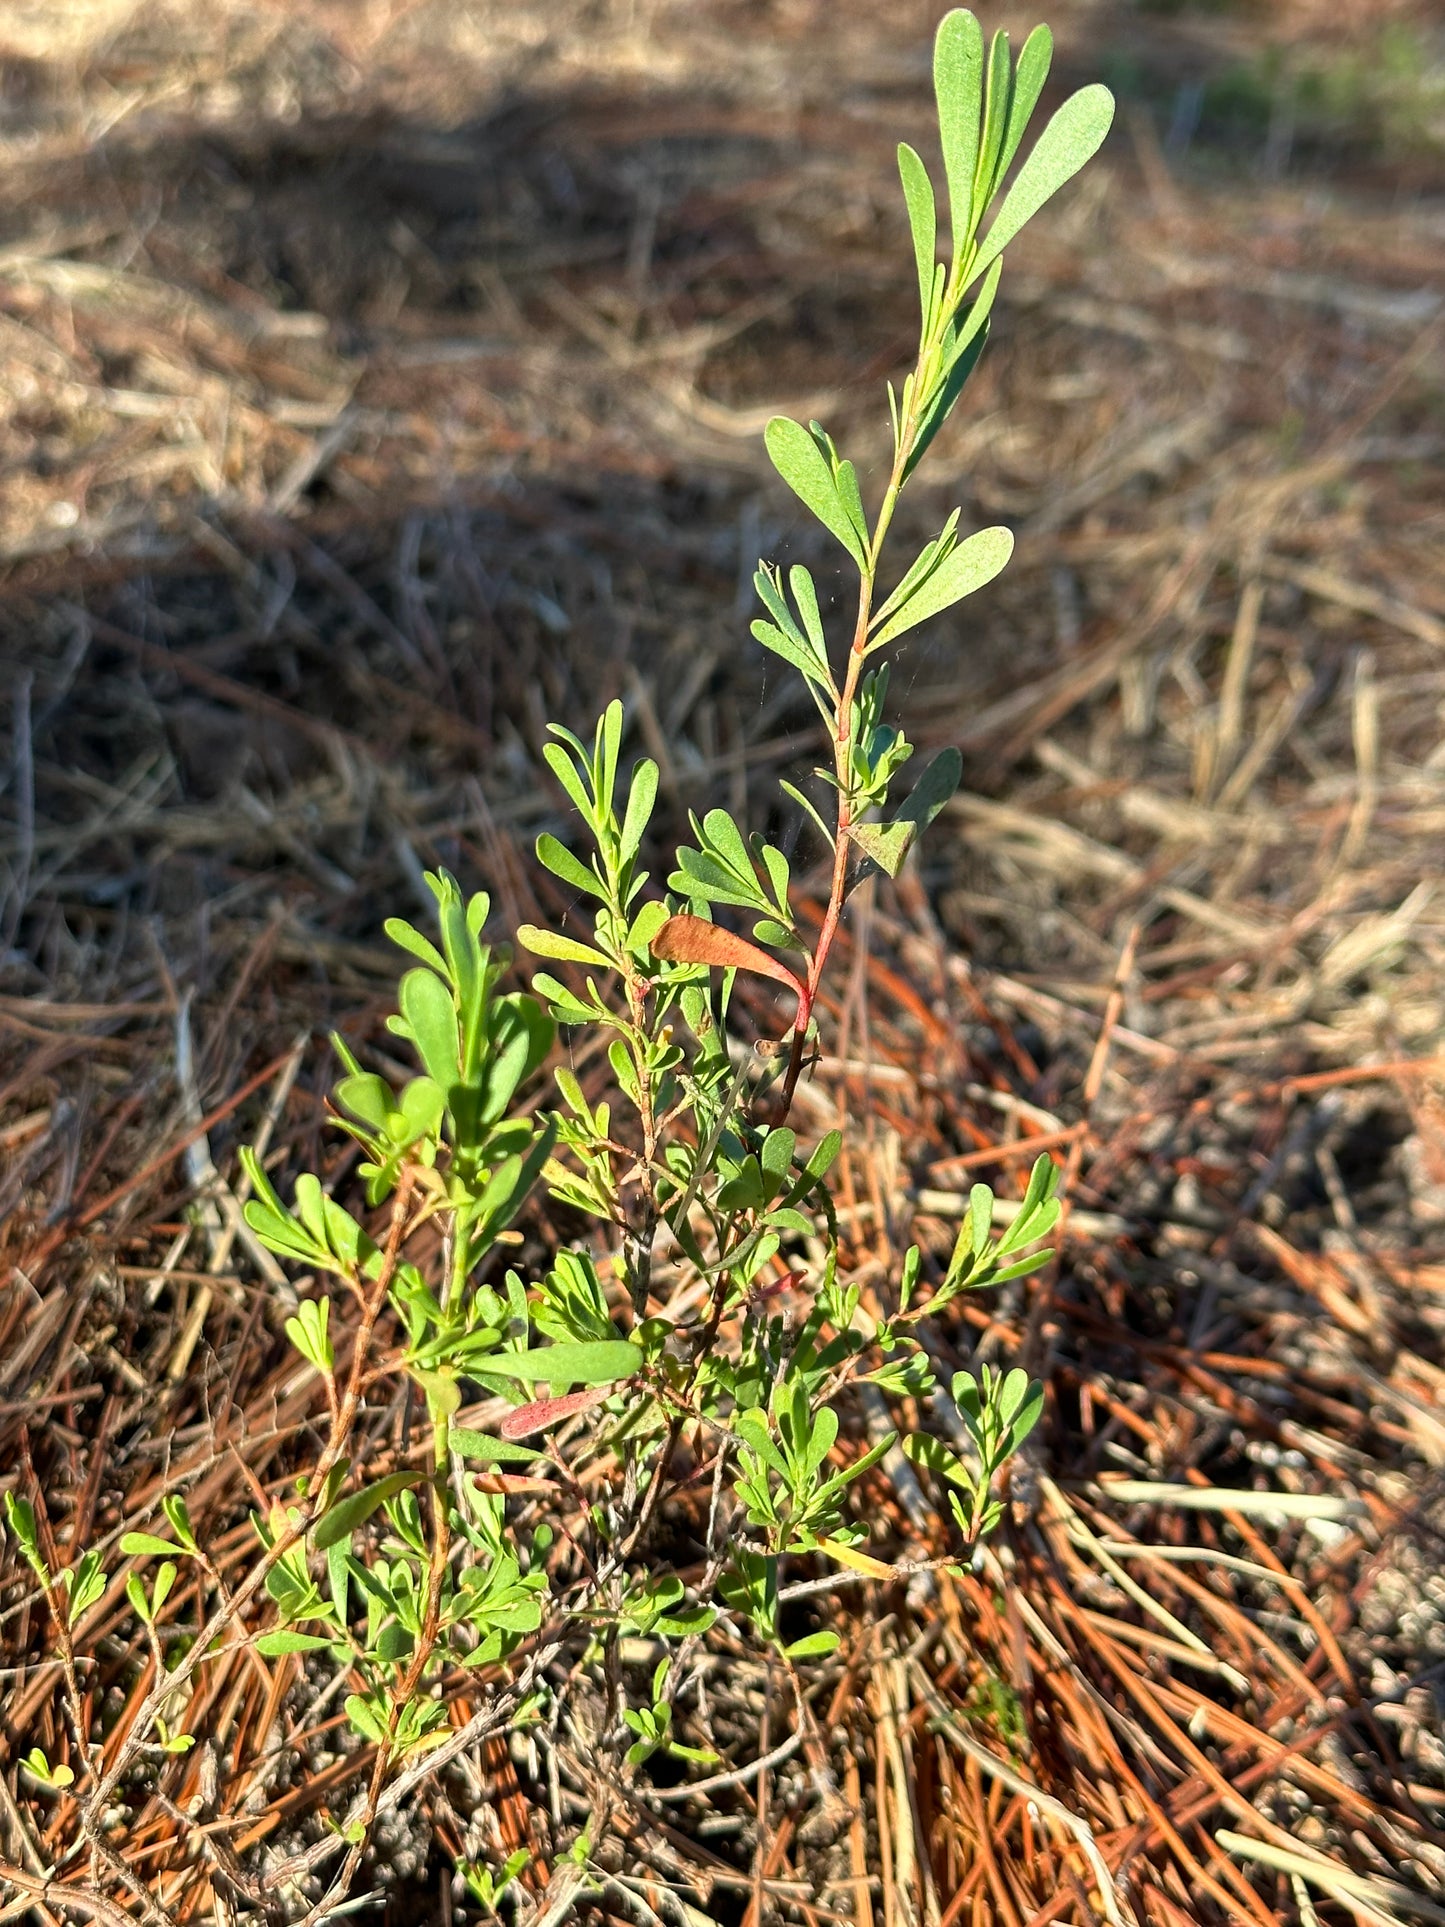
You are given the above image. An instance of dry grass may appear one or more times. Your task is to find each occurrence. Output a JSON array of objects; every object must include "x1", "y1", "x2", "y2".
[{"x1": 2, "y1": 1, "x2": 1445, "y2": 1922}]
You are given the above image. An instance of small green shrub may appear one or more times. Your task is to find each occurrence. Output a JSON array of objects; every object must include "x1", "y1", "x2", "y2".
[{"x1": 4, "y1": 14, "x2": 1111, "y2": 1916}]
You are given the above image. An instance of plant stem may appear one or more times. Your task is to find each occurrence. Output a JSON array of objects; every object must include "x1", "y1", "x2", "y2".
[{"x1": 776, "y1": 363, "x2": 927, "y2": 1121}]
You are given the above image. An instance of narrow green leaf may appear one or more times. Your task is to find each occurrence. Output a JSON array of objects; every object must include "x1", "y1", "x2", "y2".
[
  {"x1": 764, "y1": 417, "x2": 867, "y2": 567},
  {"x1": 970, "y1": 29, "x2": 1013, "y2": 234},
  {"x1": 383, "y1": 918, "x2": 447, "y2": 978},
  {"x1": 398, "y1": 1076, "x2": 445, "y2": 1141},
  {"x1": 757, "y1": 841, "x2": 791, "y2": 915},
  {"x1": 752, "y1": 620, "x2": 822, "y2": 686},
  {"x1": 754, "y1": 565, "x2": 809, "y2": 652},
  {"x1": 344, "y1": 1694, "x2": 390, "y2": 1747},
  {"x1": 871, "y1": 510, "x2": 961, "y2": 634},
  {"x1": 478, "y1": 997, "x2": 555, "y2": 1126},
  {"x1": 934, "y1": 8, "x2": 985, "y2": 256},
  {"x1": 833, "y1": 458, "x2": 869, "y2": 552},
  {"x1": 478, "y1": 1340, "x2": 641, "y2": 1389},
  {"x1": 805, "y1": 1404, "x2": 840, "y2": 1476},
  {"x1": 995, "y1": 24, "x2": 1053, "y2": 189},
  {"x1": 542, "y1": 740, "x2": 593, "y2": 821},
  {"x1": 531, "y1": 972, "x2": 598, "y2": 1026},
  {"x1": 151, "y1": 1563, "x2": 178, "y2": 1615},
  {"x1": 619, "y1": 759, "x2": 659, "y2": 865},
  {"x1": 999, "y1": 1368, "x2": 1030, "y2": 1426},
  {"x1": 1005, "y1": 1384, "x2": 1045, "y2": 1456},
  {"x1": 256, "y1": 1629, "x2": 335, "y2": 1656},
  {"x1": 897, "y1": 142, "x2": 937, "y2": 326},
  {"x1": 313, "y1": 1473, "x2": 425, "y2": 1551},
  {"x1": 902, "y1": 1432, "x2": 971, "y2": 1487},
  {"x1": 785, "y1": 1630, "x2": 840, "y2": 1659},
  {"x1": 942, "y1": 255, "x2": 1002, "y2": 378},
  {"x1": 902, "y1": 317, "x2": 991, "y2": 481},
  {"x1": 869, "y1": 526, "x2": 1013, "y2": 649},
  {"x1": 672, "y1": 847, "x2": 766, "y2": 911},
  {"x1": 788, "y1": 566, "x2": 828, "y2": 666},
  {"x1": 120, "y1": 1532, "x2": 181, "y2": 1559},
  {"x1": 968, "y1": 83, "x2": 1116, "y2": 286},
  {"x1": 780, "y1": 779, "x2": 835, "y2": 849},
  {"x1": 968, "y1": 1183, "x2": 994, "y2": 1256},
  {"x1": 753, "y1": 916, "x2": 802, "y2": 952},
  {"x1": 535, "y1": 832, "x2": 605, "y2": 901},
  {"x1": 449, "y1": 1430, "x2": 544, "y2": 1465},
  {"x1": 293, "y1": 1173, "x2": 328, "y2": 1249},
  {"x1": 517, "y1": 925, "x2": 611, "y2": 970}
]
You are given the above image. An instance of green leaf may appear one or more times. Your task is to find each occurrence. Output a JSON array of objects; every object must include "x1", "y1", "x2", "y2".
[
  {"x1": 531, "y1": 972, "x2": 598, "y2": 1026},
  {"x1": 120, "y1": 1532, "x2": 182, "y2": 1559},
  {"x1": 903, "y1": 315, "x2": 992, "y2": 481},
  {"x1": 789, "y1": 567, "x2": 828, "y2": 665},
  {"x1": 542, "y1": 741, "x2": 594, "y2": 822},
  {"x1": 897, "y1": 142, "x2": 937, "y2": 326},
  {"x1": 627, "y1": 897, "x2": 669, "y2": 957},
  {"x1": 754, "y1": 563, "x2": 809, "y2": 652},
  {"x1": 752, "y1": 620, "x2": 825, "y2": 690},
  {"x1": 384, "y1": 917, "x2": 447, "y2": 978},
  {"x1": 535, "y1": 832, "x2": 605, "y2": 901},
  {"x1": 517, "y1": 925, "x2": 612, "y2": 970},
  {"x1": 872, "y1": 510, "x2": 961, "y2": 633},
  {"x1": 903, "y1": 1432, "x2": 971, "y2": 1487},
  {"x1": 399, "y1": 1076, "x2": 445, "y2": 1141},
  {"x1": 805, "y1": 1404, "x2": 840, "y2": 1477},
  {"x1": 449, "y1": 1430, "x2": 544, "y2": 1465},
  {"x1": 934, "y1": 8, "x2": 985, "y2": 257},
  {"x1": 756, "y1": 840, "x2": 791, "y2": 916},
  {"x1": 256, "y1": 1629, "x2": 335, "y2": 1656},
  {"x1": 784, "y1": 1629, "x2": 840, "y2": 1659},
  {"x1": 779, "y1": 779, "x2": 835, "y2": 850},
  {"x1": 478, "y1": 997, "x2": 555, "y2": 1126},
  {"x1": 969, "y1": 83, "x2": 1116, "y2": 286},
  {"x1": 806, "y1": 1131, "x2": 844, "y2": 1182},
  {"x1": 759, "y1": 1126, "x2": 796, "y2": 1194},
  {"x1": 398, "y1": 967, "x2": 460, "y2": 1092},
  {"x1": 151, "y1": 1561, "x2": 178, "y2": 1615},
  {"x1": 1005, "y1": 1383, "x2": 1045, "y2": 1457},
  {"x1": 868, "y1": 525, "x2": 1013, "y2": 649},
  {"x1": 344, "y1": 1693, "x2": 391, "y2": 1747},
  {"x1": 998, "y1": 1368, "x2": 1030, "y2": 1426},
  {"x1": 753, "y1": 917, "x2": 801, "y2": 952},
  {"x1": 834, "y1": 457, "x2": 869, "y2": 553},
  {"x1": 949, "y1": 255, "x2": 1003, "y2": 371},
  {"x1": 701, "y1": 808, "x2": 755, "y2": 884},
  {"x1": 620, "y1": 759, "x2": 659, "y2": 865},
  {"x1": 846, "y1": 748, "x2": 962, "y2": 878},
  {"x1": 334, "y1": 1072, "x2": 393, "y2": 1131},
  {"x1": 672, "y1": 846, "x2": 768, "y2": 912},
  {"x1": 995, "y1": 24, "x2": 1053, "y2": 189},
  {"x1": 478, "y1": 1340, "x2": 641, "y2": 1389},
  {"x1": 313, "y1": 1473, "x2": 425, "y2": 1551},
  {"x1": 764, "y1": 417, "x2": 867, "y2": 567},
  {"x1": 971, "y1": 29, "x2": 1013, "y2": 234}
]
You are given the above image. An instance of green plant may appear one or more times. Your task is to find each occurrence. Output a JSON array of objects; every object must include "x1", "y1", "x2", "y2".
[{"x1": 2, "y1": 14, "x2": 1109, "y2": 1918}]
